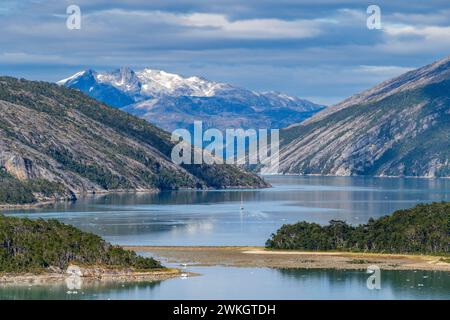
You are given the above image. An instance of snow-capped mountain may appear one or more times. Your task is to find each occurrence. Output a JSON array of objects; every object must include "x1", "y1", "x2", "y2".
[{"x1": 58, "y1": 67, "x2": 325, "y2": 131}]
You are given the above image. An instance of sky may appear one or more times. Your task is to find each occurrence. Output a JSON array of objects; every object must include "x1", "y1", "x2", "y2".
[{"x1": 0, "y1": 0, "x2": 449, "y2": 105}]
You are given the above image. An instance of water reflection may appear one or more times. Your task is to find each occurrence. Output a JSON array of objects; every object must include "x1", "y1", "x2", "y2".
[
  {"x1": 276, "y1": 269, "x2": 450, "y2": 300},
  {"x1": 0, "y1": 280, "x2": 162, "y2": 300},
  {"x1": 1, "y1": 267, "x2": 448, "y2": 300},
  {"x1": 65, "y1": 275, "x2": 83, "y2": 292},
  {"x1": 2, "y1": 176, "x2": 449, "y2": 299}
]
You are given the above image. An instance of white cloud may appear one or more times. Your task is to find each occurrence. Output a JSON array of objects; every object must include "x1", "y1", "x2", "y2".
[
  {"x1": 86, "y1": 9, "x2": 324, "y2": 39},
  {"x1": 357, "y1": 65, "x2": 413, "y2": 75},
  {"x1": 182, "y1": 13, "x2": 323, "y2": 39},
  {"x1": 384, "y1": 24, "x2": 450, "y2": 38},
  {"x1": 0, "y1": 52, "x2": 68, "y2": 64},
  {"x1": 383, "y1": 24, "x2": 417, "y2": 36},
  {"x1": 378, "y1": 23, "x2": 450, "y2": 54},
  {"x1": 1, "y1": 2, "x2": 449, "y2": 103},
  {"x1": 388, "y1": 9, "x2": 450, "y2": 25}
]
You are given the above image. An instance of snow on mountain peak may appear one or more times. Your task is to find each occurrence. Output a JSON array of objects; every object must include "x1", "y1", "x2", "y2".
[
  {"x1": 94, "y1": 67, "x2": 140, "y2": 94},
  {"x1": 58, "y1": 67, "x2": 241, "y2": 99},
  {"x1": 134, "y1": 68, "x2": 225, "y2": 97},
  {"x1": 58, "y1": 67, "x2": 325, "y2": 131},
  {"x1": 58, "y1": 67, "x2": 324, "y2": 112},
  {"x1": 57, "y1": 70, "x2": 90, "y2": 85}
]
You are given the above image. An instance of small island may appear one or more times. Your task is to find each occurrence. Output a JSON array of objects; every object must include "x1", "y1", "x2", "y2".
[{"x1": 0, "y1": 215, "x2": 179, "y2": 285}]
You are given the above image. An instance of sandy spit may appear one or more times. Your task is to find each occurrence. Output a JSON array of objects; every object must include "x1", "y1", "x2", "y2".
[{"x1": 125, "y1": 246, "x2": 450, "y2": 272}]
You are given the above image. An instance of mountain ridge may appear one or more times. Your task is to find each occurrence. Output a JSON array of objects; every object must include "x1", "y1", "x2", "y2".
[
  {"x1": 292, "y1": 55, "x2": 450, "y2": 130},
  {"x1": 0, "y1": 76, "x2": 268, "y2": 204},
  {"x1": 59, "y1": 67, "x2": 325, "y2": 132},
  {"x1": 273, "y1": 56, "x2": 450, "y2": 178}
]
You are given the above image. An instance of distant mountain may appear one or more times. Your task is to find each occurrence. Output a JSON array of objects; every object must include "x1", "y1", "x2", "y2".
[
  {"x1": 270, "y1": 56, "x2": 450, "y2": 177},
  {"x1": 0, "y1": 77, "x2": 268, "y2": 203},
  {"x1": 58, "y1": 68, "x2": 325, "y2": 132}
]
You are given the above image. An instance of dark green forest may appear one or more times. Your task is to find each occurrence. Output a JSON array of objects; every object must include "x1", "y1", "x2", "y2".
[
  {"x1": 0, "y1": 170, "x2": 70, "y2": 204},
  {"x1": 266, "y1": 202, "x2": 450, "y2": 255},
  {"x1": 0, "y1": 215, "x2": 161, "y2": 273}
]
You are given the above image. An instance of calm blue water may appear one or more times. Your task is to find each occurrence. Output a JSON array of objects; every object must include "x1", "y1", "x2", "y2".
[
  {"x1": 1, "y1": 176, "x2": 450, "y2": 300},
  {"x1": 4, "y1": 176, "x2": 450, "y2": 246},
  {"x1": 1, "y1": 266, "x2": 449, "y2": 300}
]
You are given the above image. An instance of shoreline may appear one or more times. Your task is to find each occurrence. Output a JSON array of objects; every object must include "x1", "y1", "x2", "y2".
[
  {"x1": 0, "y1": 185, "x2": 269, "y2": 210},
  {"x1": 125, "y1": 246, "x2": 450, "y2": 272},
  {"x1": 0, "y1": 267, "x2": 184, "y2": 286},
  {"x1": 0, "y1": 188, "x2": 159, "y2": 210},
  {"x1": 0, "y1": 200, "x2": 58, "y2": 210},
  {"x1": 262, "y1": 173, "x2": 450, "y2": 179}
]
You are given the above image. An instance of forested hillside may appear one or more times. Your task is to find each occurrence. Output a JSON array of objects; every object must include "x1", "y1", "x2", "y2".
[{"x1": 0, "y1": 77, "x2": 268, "y2": 204}]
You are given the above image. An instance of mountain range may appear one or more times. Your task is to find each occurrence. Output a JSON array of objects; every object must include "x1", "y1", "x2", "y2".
[
  {"x1": 271, "y1": 55, "x2": 450, "y2": 178},
  {"x1": 58, "y1": 68, "x2": 325, "y2": 132},
  {"x1": 2, "y1": 54, "x2": 448, "y2": 198},
  {"x1": 0, "y1": 77, "x2": 268, "y2": 203}
]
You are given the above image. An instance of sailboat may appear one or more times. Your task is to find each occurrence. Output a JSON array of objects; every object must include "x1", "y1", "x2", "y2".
[{"x1": 240, "y1": 195, "x2": 244, "y2": 211}]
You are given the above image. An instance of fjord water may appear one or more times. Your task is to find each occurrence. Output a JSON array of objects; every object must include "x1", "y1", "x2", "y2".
[
  {"x1": 6, "y1": 176, "x2": 450, "y2": 246},
  {"x1": 2, "y1": 176, "x2": 450, "y2": 299},
  {"x1": 1, "y1": 266, "x2": 449, "y2": 300}
]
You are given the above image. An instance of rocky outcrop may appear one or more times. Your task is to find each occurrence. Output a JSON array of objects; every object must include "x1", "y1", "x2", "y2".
[{"x1": 0, "y1": 154, "x2": 37, "y2": 180}]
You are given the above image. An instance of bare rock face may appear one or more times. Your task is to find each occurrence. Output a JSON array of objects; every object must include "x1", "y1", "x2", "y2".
[
  {"x1": 66, "y1": 265, "x2": 83, "y2": 277},
  {"x1": 1, "y1": 154, "x2": 37, "y2": 180},
  {"x1": 275, "y1": 56, "x2": 450, "y2": 178}
]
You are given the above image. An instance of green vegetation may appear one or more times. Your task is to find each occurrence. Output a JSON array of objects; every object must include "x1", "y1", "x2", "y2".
[
  {"x1": 0, "y1": 170, "x2": 69, "y2": 205},
  {"x1": 266, "y1": 202, "x2": 450, "y2": 255},
  {"x1": 183, "y1": 163, "x2": 266, "y2": 189},
  {"x1": 46, "y1": 146, "x2": 132, "y2": 190},
  {"x1": 0, "y1": 215, "x2": 161, "y2": 273},
  {"x1": 279, "y1": 79, "x2": 450, "y2": 177},
  {"x1": 0, "y1": 76, "x2": 267, "y2": 196}
]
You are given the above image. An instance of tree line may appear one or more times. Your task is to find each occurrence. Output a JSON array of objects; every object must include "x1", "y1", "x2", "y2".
[
  {"x1": 266, "y1": 202, "x2": 450, "y2": 255},
  {"x1": 0, "y1": 215, "x2": 161, "y2": 273}
]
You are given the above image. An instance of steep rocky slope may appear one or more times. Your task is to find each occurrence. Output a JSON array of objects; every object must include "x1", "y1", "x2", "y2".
[
  {"x1": 273, "y1": 56, "x2": 450, "y2": 177},
  {"x1": 0, "y1": 77, "x2": 267, "y2": 203}
]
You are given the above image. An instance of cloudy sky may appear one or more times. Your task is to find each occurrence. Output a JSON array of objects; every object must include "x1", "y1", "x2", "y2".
[{"x1": 1, "y1": 0, "x2": 449, "y2": 105}]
